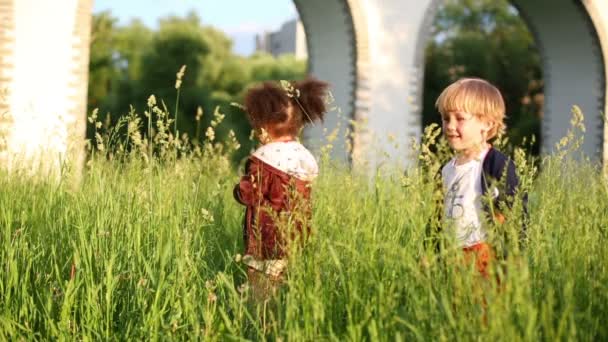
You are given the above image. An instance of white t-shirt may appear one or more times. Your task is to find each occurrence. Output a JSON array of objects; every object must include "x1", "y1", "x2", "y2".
[
  {"x1": 252, "y1": 141, "x2": 319, "y2": 181},
  {"x1": 442, "y1": 148, "x2": 493, "y2": 248}
]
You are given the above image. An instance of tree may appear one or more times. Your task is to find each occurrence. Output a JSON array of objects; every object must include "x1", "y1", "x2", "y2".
[
  {"x1": 88, "y1": 11, "x2": 119, "y2": 112},
  {"x1": 87, "y1": 11, "x2": 307, "y2": 161}
]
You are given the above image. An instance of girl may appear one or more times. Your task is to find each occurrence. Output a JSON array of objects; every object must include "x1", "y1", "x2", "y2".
[{"x1": 233, "y1": 78, "x2": 328, "y2": 296}]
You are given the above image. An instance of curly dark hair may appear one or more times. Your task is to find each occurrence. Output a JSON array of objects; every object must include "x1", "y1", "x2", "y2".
[{"x1": 243, "y1": 77, "x2": 329, "y2": 137}]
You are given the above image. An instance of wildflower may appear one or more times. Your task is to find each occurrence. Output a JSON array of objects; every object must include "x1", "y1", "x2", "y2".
[
  {"x1": 401, "y1": 176, "x2": 413, "y2": 188},
  {"x1": 127, "y1": 119, "x2": 140, "y2": 135},
  {"x1": 152, "y1": 106, "x2": 164, "y2": 117},
  {"x1": 234, "y1": 253, "x2": 242, "y2": 263},
  {"x1": 141, "y1": 151, "x2": 149, "y2": 164},
  {"x1": 557, "y1": 136, "x2": 569, "y2": 149},
  {"x1": 230, "y1": 102, "x2": 246, "y2": 111},
  {"x1": 147, "y1": 95, "x2": 156, "y2": 107},
  {"x1": 95, "y1": 132, "x2": 104, "y2": 151},
  {"x1": 326, "y1": 128, "x2": 339, "y2": 143},
  {"x1": 228, "y1": 130, "x2": 241, "y2": 150},
  {"x1": 88, "y1": 108, "x2": 99, "y2": 124},
  {"x1": 207, "y1": 292, "x2": 217, "y2": 304},
  {"x1": 210, "y1": 107, "x2": 225, "y2": 127},
  {"x1": 258, "y1": 127, "x2": 269, "y2": 143},
  {"x1": 130, "y1": 131, "x2": 143, "y2": 148},
  {"x1": 175, "y1": 65, "x2": 187, "y2": 89},
  {"x1": 205, "y1": 127, "x2": 215, "y2": 141},
  {"x1": 237, "y1": 283, "x2": 248, "y2": 294},
  {"x1": 325, "y1": 90, "x2": 335, "y2": 106},
  {"x1": 280, "y1": 80, "x2": 300, "y2": 98},
  {"x1": 137, "y1": 278, "x2": 148, "y2": 287},
  {"x1": 201, "y1": 208, "x2": 215, "y2": 224},
  {"x1": 195, "y1": 106, "x2": 203, "y2": 121},
  {"x1": 570, "y1": 105, "x2": 586, "y2": 132}
]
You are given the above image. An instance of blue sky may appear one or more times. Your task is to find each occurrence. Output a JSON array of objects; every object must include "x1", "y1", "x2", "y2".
[{"x1": 93, "y1": 0, "x2": 298, "y2": 56}]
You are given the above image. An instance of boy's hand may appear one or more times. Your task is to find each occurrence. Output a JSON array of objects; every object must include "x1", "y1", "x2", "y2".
[{"x1": 494, "y1": 212, "x2": 506, "y2": 224}]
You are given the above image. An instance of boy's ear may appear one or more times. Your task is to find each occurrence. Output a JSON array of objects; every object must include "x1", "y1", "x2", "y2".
[{"x1": 482, "y1": 120, "x2": 493, "y2": 133}]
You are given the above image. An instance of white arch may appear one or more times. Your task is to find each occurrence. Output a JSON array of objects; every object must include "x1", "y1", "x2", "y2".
[
  {"x1": 511, "y1": 0, "x2": 605, "y2": 159},
  {"x1": 294, "y1": 0, "x2": 361, "y2": 165},
  {"x1": 581, "y1": 0, "x2": 608, "y2": 174}
]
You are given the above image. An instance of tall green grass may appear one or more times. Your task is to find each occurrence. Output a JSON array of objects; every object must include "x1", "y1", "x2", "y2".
[{"x1": 0, "y1": 104, "x2": 606, "y2": 340}]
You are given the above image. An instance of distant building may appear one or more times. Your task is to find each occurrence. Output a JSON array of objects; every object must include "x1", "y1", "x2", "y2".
[{"x1": 255, "y1": 19, "x2": 307, "y2": 59}]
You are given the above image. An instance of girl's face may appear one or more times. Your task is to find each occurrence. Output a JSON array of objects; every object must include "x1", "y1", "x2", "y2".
[{"x1": 442, "y1": 110, "x2": 492, "y2": 156}]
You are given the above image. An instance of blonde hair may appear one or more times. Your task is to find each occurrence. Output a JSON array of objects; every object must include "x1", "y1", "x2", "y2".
[{"x1": 435, "y1": 78, "x2": 506, "y2": 139}]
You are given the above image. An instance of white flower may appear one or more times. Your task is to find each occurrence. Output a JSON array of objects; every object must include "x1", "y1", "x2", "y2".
[
  {"x1": 205, "y1": 127, "x2": 215, "y2": 141},
  {"x1": 175, "y1": 65, "x2": 187, "y2": 89},
  {"x1": 147, "y1": 95, "x2": 156, "y2": 107}
]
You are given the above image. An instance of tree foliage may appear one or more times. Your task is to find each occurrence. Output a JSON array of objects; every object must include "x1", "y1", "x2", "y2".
[{"x1": 87, "y1": 11, "x2": 306, "y2": 161}]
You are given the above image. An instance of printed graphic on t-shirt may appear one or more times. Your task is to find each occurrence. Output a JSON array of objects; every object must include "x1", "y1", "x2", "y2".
[
  {"x1": 445, "y1": 171, "x2": 476, "y2": 242},
  {"x1": 442, "y1": 157, "x2": 488, "y2": 247},
  {"x1": 446, "y1": 173, "x2": 465, "y2": 219}
]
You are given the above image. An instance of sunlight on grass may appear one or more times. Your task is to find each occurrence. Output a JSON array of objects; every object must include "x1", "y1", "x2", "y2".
[{"x1": 0, "y1": 95, "x2": 606, "y2": 339}]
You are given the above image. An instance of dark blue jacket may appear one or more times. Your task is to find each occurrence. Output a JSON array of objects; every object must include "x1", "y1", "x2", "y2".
[
  {"x1": 425, "y1": 147, "x2": 528, "y2": 254},
  {"x1": 481, "y1": 147, "x2": 520, "y2": 214},
  {"x1": 481, "y1": 147, "x2": 528, "y2": 242}
]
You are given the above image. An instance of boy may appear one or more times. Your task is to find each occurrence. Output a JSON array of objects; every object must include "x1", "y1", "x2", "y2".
[{"x1": 436, "y1": 77, "x2": 523, "y2": 278}]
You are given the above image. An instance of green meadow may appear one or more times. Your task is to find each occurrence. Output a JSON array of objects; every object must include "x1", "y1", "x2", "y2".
[{"x1": 0, "y1": 104, "x2": 606, "y2": 340}]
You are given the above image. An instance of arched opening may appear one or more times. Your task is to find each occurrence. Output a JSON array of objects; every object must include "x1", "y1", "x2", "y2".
[
  {"x1": 413, "y1": 0, "x2": 606, "y2": 163},
  {"x1": 294, "y1": 0, "x2": 364, "y2": 164},
  {"x1": 422, "y1": 0, "x2": 543, "y2": 155},
  {"x1": 511, "y1": 0, "x2": 606, "y2": 160}
]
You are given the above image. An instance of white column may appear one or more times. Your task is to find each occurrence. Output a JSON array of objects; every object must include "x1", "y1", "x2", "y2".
[
  {"x1": 582, "y1": 0, "x2": 608, "y2": 173},
  {"x1": 1, "y1": 0, "x2": 91, "y2": 178},
  {"x1": 295, "y1": 0, "x2": 356, "y2": 164},
  {"x1": 355, "y1": 0, "x2": 437, "y2": 171}
]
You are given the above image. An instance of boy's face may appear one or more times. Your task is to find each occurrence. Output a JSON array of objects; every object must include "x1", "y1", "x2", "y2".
[{"x1": 441, "y1": 111, "x2": 492, "y2": 154}]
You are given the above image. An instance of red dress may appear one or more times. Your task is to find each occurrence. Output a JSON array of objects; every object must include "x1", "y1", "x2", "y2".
[{"x1": 233, "y1": 156, "x2": 314, "y2": 261}]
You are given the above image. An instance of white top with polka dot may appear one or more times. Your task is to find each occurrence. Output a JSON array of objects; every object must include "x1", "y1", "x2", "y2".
[{"x1": 252, "y1": 141, "x2": 318, "y2": 181}]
